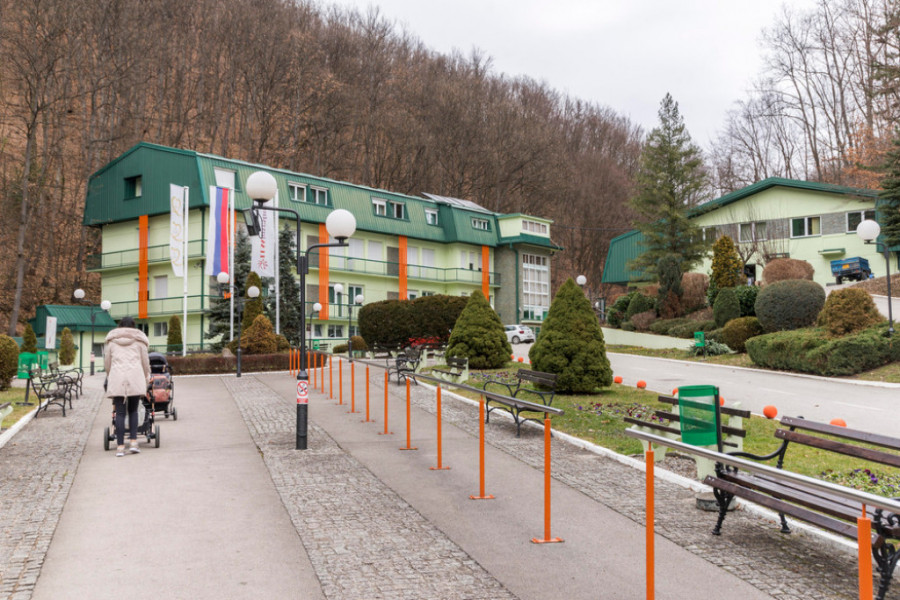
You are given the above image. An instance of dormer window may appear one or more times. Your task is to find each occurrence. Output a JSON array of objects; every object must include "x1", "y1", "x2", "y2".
[
  {"x1": 425, "y1": 208, "x2": 439, "y2": 225},
  {"x1": 472, "y1": 218, "x2": 489, "y2": 231},
  {"x1": 522, "y1": 219, "x2": 547, "y2": 234},
  {"x1": 288, "y1": 182, "x2": 306, "y2": 202},
  {"x1": 125, "y1": 175, "x2": 142, "y2": 199}
]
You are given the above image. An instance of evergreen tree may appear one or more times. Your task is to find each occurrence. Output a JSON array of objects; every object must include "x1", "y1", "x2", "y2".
[
  {"x1": 629, "y1": 93, "x2": 709, "y2": 276},
  {"x1": 529, "y1": 278, "x2": 612, "y2": 394},
  {"x1": 167, "y1": 315, "x2": 183, "y2": 353},
  {"x1": 59, "y1": 327, "x2": 76, "y2": 365},
  {"x1": 445, "y1": 290, "x2": 510, "y2": 369},
  {"x1": 657, "y1": 253, "x2": 683, "y2": 318},
  {"x1": 879, "y1": 135, "x2": 900, "y2": 248},
  {"x1": 242, "y1": 271, "x2": 264, "y2": 330},
  {"x1": 269, "y1": 225, "x2": 303, "y2": 346},
  {"x1": 205, "y1": 230, "x2": 252, "y2": 350},
  {"x1": 711, "y1": 235, "x2": 743, "y2": 289},
  {"x1": 22, "y1": 323, "x2": 37, "y2": 353}
]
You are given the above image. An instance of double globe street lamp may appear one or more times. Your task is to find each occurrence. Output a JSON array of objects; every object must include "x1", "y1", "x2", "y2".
[
  {"x1": 333, "y1": 284, "x2": 364, "y2": 360},
  {"x1": 242, "y1": 171, "x2": 357, "y2": 449},
  {"x1": 73, "y1": 288, "x2": 111, "y2": 375},
  {"x1": 856, "y1": 218, "x2": 894, "y2": 336},
  {"x1": 216, "y1": 272, "x2": 260, "y2": 377}
]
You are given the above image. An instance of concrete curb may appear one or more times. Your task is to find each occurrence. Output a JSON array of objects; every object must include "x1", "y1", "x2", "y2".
[{"x1": 0, "y1": 402, "x2": 45, "y2": 450}]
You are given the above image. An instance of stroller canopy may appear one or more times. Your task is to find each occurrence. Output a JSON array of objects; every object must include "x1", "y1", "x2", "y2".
[{"x1": 149, "y1": 352, "x2": 169, "y2": 374}]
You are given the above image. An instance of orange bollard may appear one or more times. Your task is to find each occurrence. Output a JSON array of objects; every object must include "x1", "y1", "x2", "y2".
[
  {"x1": 646, "y1": 448, "x2": 655, "y2": 600},
  {"x1": 400, "y1": 378, "x2": 417, "y2": 450},
  {"x1": 321, "y1": 354, "x2": 325, "y2": 393},
  {"x1": 379, "y1": 371, "x2": 393, "y2": 435},
  {"x1": 859, "y1": 505, "x2": 873, "y2": 600},
  {"x1": 430, "y1": 386, "x2": 450, "y2": 470},
  {"x1": 329, "y1": 356, "x2": 333, "y2": 399},
  {"x1": 338, "y1": 358, "x2": 343, "y2": 405},
  {"x1": 470, "y1": 397, "x2": 494, "y2": 500},
  {"x1": 312, "y1": 353, "x2": 317, "y2": 389},
  {"x1": 349, "y1": 362, "x2": 357, "y2": 413},
  {"x1": 363, "y1": 365, "x2": 372, "y2": 422},
  {"x1": 532, "y1": 416, "x2": 563, "y2": 544}
]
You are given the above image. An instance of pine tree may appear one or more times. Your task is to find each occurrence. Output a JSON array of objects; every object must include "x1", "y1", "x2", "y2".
[
  {"x1": 528, "y1": 278, "x2": 612, "y2": 393},
  {"x1": 711, "y1": 235, "x2": 744, "y2": 289},
  {"x1": 22, "y1": 323, "x2": 37, "y2": 353},
  {"x1": 270, "y1": 224, "x2": 303, "y2": 346},
  {"x1": 879, "y1": 135, "x2": 900, "y2": 248},
  {"x1": 59, "y1": 327, "x2": 76, "y2": 365},
  {"x1": 629, "y1": 93, "x2": 710, "y2": 276},
  {"x1": 167, "y1": 315, "x2": 183, "y2": 353},
  {"x1": 205, "y1": 230, "x2": 252, "y2": 350},
  {"x1": 445, "y1": 290, "x2": 511, "y2": 369},
  {"x1": 242, "y1": 271, "x2": 264, "y2": 330}
]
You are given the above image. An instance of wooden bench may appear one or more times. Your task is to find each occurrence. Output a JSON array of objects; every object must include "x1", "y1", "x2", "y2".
[
  {"x1": 49, "y1": 362, "x2": 83, "y2": 398},
  {"x1": 387, "y1": 346, "x2": 422, "y2": 385},
  {"x1": 482, "y1": 369, "x2": 557, "y2": 435},
  {"x1": 370, "y1": 344, "x2": 403, "y2": 360},
  {"x1": 27, "y1": 368, "x2": 74, "y2": 417},
  {"x1": 624, "y1": 394, "x2": 750, "y2": 480},
  {"x1": 432, "y1": 356, "x2": 468, "y2": 384},
  {"x1": 704, "y1": 416, "x2": 900, "y2": 600}
]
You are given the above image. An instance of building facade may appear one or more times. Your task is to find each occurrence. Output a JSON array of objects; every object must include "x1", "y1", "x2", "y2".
[
  {"x1": 83, "y1": 143, "x2": 559, "y2": 352},
  {"x1": 601, "y1": 178, "x2": 883, "y2": 288}
]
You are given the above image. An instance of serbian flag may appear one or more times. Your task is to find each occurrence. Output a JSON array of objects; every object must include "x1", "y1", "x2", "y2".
[{"x1": 205, "y1": 186, "x2": 231, "y2": 276}]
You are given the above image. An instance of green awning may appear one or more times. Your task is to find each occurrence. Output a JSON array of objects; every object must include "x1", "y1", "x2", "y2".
[{"x1": 29, "y1": 305, "x2": 118, "y2": 336}]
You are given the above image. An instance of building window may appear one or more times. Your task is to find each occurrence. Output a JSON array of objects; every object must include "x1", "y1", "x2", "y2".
[
  {"x1": 407, "y1": 290, "x2": 418, "y2": 300},
  {"x1": 421, "y1": 291, "x2": 435, "y2": 296},
  {"x1": 327, "y1": 325, "x2": 343, "y2": 338},
  {"x1": 153, "y1": 322, "x2": 168, "y2": 337},
  {"x1": 791, "y1": 216, "x2": 821, "y2": 238},
  {"x1": 390, "y1": 201, "x2": 405, "y2": 219},
  {"x1": 311, "y1": 187, "x2": 328, "y2": 205},
  {"x1": 288, "y1": 182, "x2": 306, "y2": 202},
  {"x1": 522, "y1": 253, "x2": 550, "y2": 319},
  {"x1": 348, "y1": 285, "x2": 363, "y2": 306},
  {"x1": 472, "y1": 218, "x2": 490, "y2": 231},
  {"x1": 154, "y1": 275, "x2": 168, "y2": 299},
  {"x1": 523, "y1": 219, "x2": 547, "y2": 234},
  {"x1": 847, "y1": 210, "x2": 876, "y2": 233},
  {"x1": 313, "y1": 324, "x2": 323, "y2": 338},
  {"x1": 125, "y1": 176, "x2": 142, "y2": 199},
  {"x1": 738, "y1": 222, "x2": 767, "y2": 242},
  {"x1": 701, "y1": 226, "x2": 717, "y2": 242},
  {"x1": 372, "y1": 198, "x2": 387, "y2": 216},
  {"x1": 425, "y1": 209, "x2": 439, "y2": 225}
]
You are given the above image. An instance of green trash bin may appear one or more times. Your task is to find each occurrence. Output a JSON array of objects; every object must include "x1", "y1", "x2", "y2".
[
  {"x1": 17, "y1": 352, "x2": 37, "y2": 379},
  {"x1": 36, "y1": 350, "x2": 49, "y2": 369},
  {"x1": 677, "y1": 384, "x2": 721, "y2": 449}
]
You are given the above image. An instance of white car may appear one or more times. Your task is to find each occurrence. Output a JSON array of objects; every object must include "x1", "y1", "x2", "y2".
[{"x1": 505, "y1": 324, "x2": 535, "y2": 344}]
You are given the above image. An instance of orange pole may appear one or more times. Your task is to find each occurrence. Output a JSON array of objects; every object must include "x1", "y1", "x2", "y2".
[
  {"x1": 470, "y1": 396, "x2": 494, "y2": 500},
  {"x1": 312, "y1": 353, "x2": 317, "y2": 389},
  {"x1": 329, "y1": 356, "x2": 333, "y2": 399},
  {"x1": 338, "y1": 358, "x2": 343, "y2": 405},
  {"x1": 430, "y1": 386, "x2": 450, "y2": 470},
  {"x1": 364, "y1": 365, "x2": 372, "y2": 422},
  {"x1": 349, "y1": 362, "x2": 357, "y2": 413},
  {"x1": 531, "y1": 416, "x2": 562, "y2": 543},
  {"x1": 646, "y1": 448, "x2": 655, "y2": 600},
  {"x1": 859, "y1": 504, "x2": 873, "y2": 600},
  {"x1": 321, "y1": 354, "x2": 325, "y2": 393},
  {"x1": 379, "y1": 371, "x2": 392, "y2": 435},
  {"x1": 400, "y1": 378, "x2": 416, "y2": 450}
]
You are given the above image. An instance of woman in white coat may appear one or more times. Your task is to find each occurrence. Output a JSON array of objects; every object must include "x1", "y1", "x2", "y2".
[{"x1": 104, "y1": 316, "x2": 151, "y2": 457}]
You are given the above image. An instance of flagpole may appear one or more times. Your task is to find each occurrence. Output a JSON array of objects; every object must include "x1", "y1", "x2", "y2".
[
  {"x1": 275, "y1": 191, "x2": 280, "y2": 334},
  {"x1": 182, "y1": 187, "x2": 189, "y2": 357},
  {"x1": 229, "y1": 187, "x2": 235, "y2": 341}
]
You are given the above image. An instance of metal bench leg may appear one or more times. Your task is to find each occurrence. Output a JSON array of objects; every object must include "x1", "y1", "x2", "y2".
[{"x1": 711, "y1": 488, "x2": 733, "y2": 536}]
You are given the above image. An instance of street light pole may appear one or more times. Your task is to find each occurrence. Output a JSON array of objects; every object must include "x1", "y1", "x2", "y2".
[
  {"x1": 856, "y1": 219, "x2": 894, "y2": 336},
  {"x1": 74, "y1": 289, "x2": 111, "y2": 375},
  {"x1": 244, "y1": 171, "x2": 356, "y2": 450},
  {"x1": 217, "y1": 272, "x2": 260, "y2": 377},
  {"x1": 348, "y1": 293, "x2": 364, "y2": 361}
]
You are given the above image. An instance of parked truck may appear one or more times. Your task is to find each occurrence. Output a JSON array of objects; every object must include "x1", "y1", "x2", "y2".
[{"x1": 830, "y1": 257, "x2": 871, "y2": 284}]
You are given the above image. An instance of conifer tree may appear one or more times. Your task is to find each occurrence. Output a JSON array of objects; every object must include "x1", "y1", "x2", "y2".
[
  {"x1": 879, "y1": 134, "x2": 900, "y2": 248},
  {"x1": 629, "y1": 94, "x2": 709, "y2": 276},
  {"x1": 445, "y1": 290, "x2": 510, "y2": 369},
  {"x1": 711, "y1": 235, "x2": 744, "y2": 289},
  {"x1": 22, "y1": 323, "x2": 37, "y2": 353},
  {"x1": 270, "y1": 225, "x2": 303, "y2": 346},
  {"x1": 166, "y1": 315, "x2": 183, "y2": 353},
  {"x1": 59, "y1": 327, "x2": 76, "y2": 365},
  {"x1": 205, "y1": 230, "x2": 252, "y2": 350},
  {"x1": 242, "y1": 271, "x2": 264, "y2": 330},
  {"x1": 529, "y1": 278, "x2": 612, "y2": 393}
]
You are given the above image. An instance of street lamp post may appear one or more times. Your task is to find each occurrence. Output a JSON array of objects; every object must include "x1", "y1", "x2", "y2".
[
  {"x1": 73, "y1": 288, "x2": 111, "y2": 375},
  {"x1": 348, "y1": 293, "x2": 364, "y2": 361},
  {"x1": 857, "y1": 219, "x2": 894, "y2": 336},
  {"x1": 216, "y1": 272, "x2": 260, "y2": 377},
  {"x1": 243, "y1": 171, "x2": 356, "y2": 450}
]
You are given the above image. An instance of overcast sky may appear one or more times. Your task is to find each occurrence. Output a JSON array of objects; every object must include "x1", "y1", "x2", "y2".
[{"x1": 326, "y1": 0, "x2": 816, "y2": 146}]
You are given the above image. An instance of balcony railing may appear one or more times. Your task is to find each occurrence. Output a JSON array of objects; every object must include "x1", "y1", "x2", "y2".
[
  {"x1": 109, "y1": 294, "x2": 206, "y2": 319},
  {"x1": 87, "y1": 240, "x2": 205, "y2": 271},
  {"x1": 324, "y1": 254, "x2": 500, "y2": 286}
]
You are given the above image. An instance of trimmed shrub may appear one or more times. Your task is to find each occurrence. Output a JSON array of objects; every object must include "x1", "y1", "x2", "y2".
[
  {"x1": 705, "y1": 327, "x2": 724, "y2": 342},
  {"x1": 620, "y1": 321, "x2": 636, "y2": 331},
  {"x1": 22, "y1": 324, "x2": 37, "y2": 354},
  {"x1": 275, "y1": 334, "x2": 290, "y2": 351},
  {"x1": 657, "y1": 290, "x2": 682, "y2": 319},
  {"x1": 630, "y1": 310, "x2": 656, "y2": 331},
  {"x1": 669, "y1": 320, "x2": 716, "y2": 339},
  {"x1": 625, "y1": 292, "x2": 655, "y2": 320},
  {"x1": 649, "y1": 318, "x2": 691, "y2": 335},
  {"x1": 746, "y1": 325, "x2": 900, "y2": 376},
  {"x1": 242, "y1": 314, "x2": 278, "y2": 355},
  {"x1": 817, "y1": 287, "x2": 883, "y2": 337},
  {"x1": 713, "y1": 287, "x2": 741, "y2": 328},
  {"x1": 59, "y1": 327, "x2": 77, "y2": 365},
  {"x1": 606, "y1": 308, "x2": 625, "y2": 328},
  {"x1": 762, "y1": 258, "x2": 815, "y2": 284},
  {"x1": 409, "y1": 295, "x2": 468, "y2": 342},
  {"x1": 358, "y1": 299, "x2": 413, "y2": 347},
  {"x1": 711, "y1": 235, "x2": 743, "y2": 290},
  {"x1": 333, "y1": 343, "x2": 349, "y2": 354},
  {"x1": 349, "y1": 335, "x2": 368, "y2": 352},
  {"x1": 167, "y1": 315, "x2": 183, "y2": 353},
  {"x1": 755, "y1": 279, "x2": 826, "y2": 332},
  {"x1": 693, "y1": 340, "x2": 731, "y2": 356},
  {"x1": 241, "y1": 271, "x2": 264, "y2": 330},
  {"x1": 166, "y1": 352, "x2": 288, "y2": 375},
  {"x1": 733, "y1": 285, "x2": 759, "y2": 317},
  {"x1": 611, "y1": 292, "x2": 637, "y2": 312},
  {"x1": 721, "y1": 316, "x2": 763, "y2": 353},
  {"x1": 445, "y1": 290, "x2": 510, "y2": 369},
  {"x1": 681, "y1": 272, "x2": 709, "y2": 312},
  {"x1": 0, "y1": 335, "x2": 20, "y2": 390},
  {"x1": 529, "y1": 278, "x2": 612, "y2": 393}
]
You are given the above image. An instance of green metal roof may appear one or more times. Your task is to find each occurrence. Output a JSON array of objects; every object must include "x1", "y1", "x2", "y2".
[
  {"x1": 601, "y1": 230, "x2": 650, "y2": 284},
  {"x1": 84, "y1": 142, "x2": 548, "y2": 248},
  {"x1": 497, "y1": 233, "x2": 563, "y2": 250},
  {"x1": 29, "y1": 305, "x2": 118, "y2": 335}
]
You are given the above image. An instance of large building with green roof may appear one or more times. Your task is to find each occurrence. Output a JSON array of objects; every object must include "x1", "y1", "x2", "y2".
[
  {"x1": 601, "y1": 177, "x2": 884, "y2": 287},
  {"x1": 83, "y1": 142, "x2": 560, "y2": 352}
]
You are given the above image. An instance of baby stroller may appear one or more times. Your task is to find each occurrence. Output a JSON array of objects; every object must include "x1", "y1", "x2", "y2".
[
  {"x1": 148, "y1": 352, "x2": 177, "y2": 420},
  {"x1": 103, "y1": 393, "x2": 160, "y2": 450}
]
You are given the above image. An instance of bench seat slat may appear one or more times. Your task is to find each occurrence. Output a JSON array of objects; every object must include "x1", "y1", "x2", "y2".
[
  {"x1": 623, "y1": 417, "x2": 680, "y2": 436},
  {"x1": 775, "y1": 429, "x2": 900, "y2": 468},
  {"x1": 780, "y1": 416, "x2": 900, "y2": 451},
  {"x1": 657, "y1": 395, "x2": 751, "y2": 418},
  {"x1": 655, "y1": 410, "x2": 747, "y2": 438}
]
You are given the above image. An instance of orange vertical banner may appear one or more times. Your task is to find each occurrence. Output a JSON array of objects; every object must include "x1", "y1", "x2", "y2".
[
  {"x1": 138, "y1": 215, "x2": 149, "y2": 319},
  {"x1": 398, "y1": 235, "x2": 407, "y2": 300},
  {"x1": 318, "y1": 223, "x2": 329, "y2": 320},
  {"x1": 481, "y1": 245, "x2": 490, "y2": 299}
]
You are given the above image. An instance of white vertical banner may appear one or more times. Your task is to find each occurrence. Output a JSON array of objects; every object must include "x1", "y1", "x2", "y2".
[
  {"x1": 251, "y1": 192, "x2": 277, "y2": 278},
  {"x1": 169, "y1": 184, "x2": 188, "y2": 278},
  {"x1": 45, "y1": 317, "x2": 57, "y2": 350},
  {"x1": 182, "y1": 187, "x2": 189, "y2": 356}
]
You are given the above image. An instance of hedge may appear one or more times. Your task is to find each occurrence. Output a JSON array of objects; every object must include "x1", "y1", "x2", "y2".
[{"x1": 166, "y1": 352, "x2": 291, "y2": 375}]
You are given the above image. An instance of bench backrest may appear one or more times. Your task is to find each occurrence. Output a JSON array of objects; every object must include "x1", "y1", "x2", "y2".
[
  {"x1": 778, "y1": 416, "x2": 900, "y2": 469},
  {"x1": 517, "y1": 369, "x2": 557, "y2": 388},
  {"x1": 446, "y1": 356, "x2": 467, "y2": 368}
]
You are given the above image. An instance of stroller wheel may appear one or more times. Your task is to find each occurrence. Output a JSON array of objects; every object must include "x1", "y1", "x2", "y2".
[
  {"x1": 103, "y1": 426, "x2": 110, "y2": 451},
  {"x1": 154, "y1": 425, "x2": 160, "y2": 448},
  {"x1": 173, "y1": 408, "x2": 178, "y2": 421}
]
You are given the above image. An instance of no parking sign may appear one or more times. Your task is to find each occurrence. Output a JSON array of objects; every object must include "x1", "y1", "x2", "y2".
[{"x1": 296, "y1": 379, "x2": 309, "y2": 404}]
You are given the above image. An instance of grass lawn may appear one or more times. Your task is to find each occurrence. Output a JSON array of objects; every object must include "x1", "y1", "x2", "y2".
[{"x1": 0, "y1": 388, "x2": 32, "y2": 432}]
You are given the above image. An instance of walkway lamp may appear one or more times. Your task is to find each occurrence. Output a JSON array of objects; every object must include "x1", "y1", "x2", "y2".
[
  {"x1": 216, "y1": 272, "x2": 259, "y2": 377},
  {"x1": 348, "y1": 294, "x2": 364, "y2": 360},
  {"x1": 857, "y1": 219, "x2": 893, "y2": 336},
  {"x1": 73, "y1": 288, "x2": 111, "y2": 375},
  {"x1": 243, "y1": 170, "x2": 357, "y2": 449}
]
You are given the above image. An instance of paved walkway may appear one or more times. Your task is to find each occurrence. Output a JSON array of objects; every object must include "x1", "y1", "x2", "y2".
[{"x1": 0, "y1": 361, "x2": 868, "y2": 599}]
